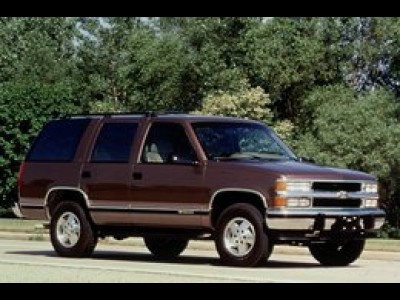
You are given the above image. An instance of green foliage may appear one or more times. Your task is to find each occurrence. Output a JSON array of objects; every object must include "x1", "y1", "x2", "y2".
[
  {"x1": 121, "y1": 31, "x2": 200, "y2": 111},
  {"x1": 274, "y1": 120, "x2": 295, "y2": 142},
  {"x1": 0, "y1": 17, "x2": 78, "y2": 83},
  {"x1": 244, "y1": 18, "x2": 340, "y2": 121},
  {"x1": 378, "y1": 223, "x2": 400, "y2": 239},
  {"x1": 89, "y1": 100, "x2": 127, "y2": 113},
  {"x1": 197, "y1": 80, "x2": 273, "y2": 123},
  {"x1": 295, "y1": 85, "x2": 400, "y2": 178},
  {"x1": 159, "y1": 17, "x2": 262, "y2": 96},
  {"x1": 0, "y1": 207, "x2": 14, "y2": 218},
  {"x1": 0, "y1": 80, "x2": 80, "y2": 207},
  {"x1": 77, "y1": 18, "x2": 201, "y2": 112},
  {"x1": 294, "y1": 85, "x2": 400, "y2": 226}
]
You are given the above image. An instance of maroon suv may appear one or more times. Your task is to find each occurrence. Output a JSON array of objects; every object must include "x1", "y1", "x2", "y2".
[{"x1": 17, "y1": 113, "x2": 385, "y2": 267}]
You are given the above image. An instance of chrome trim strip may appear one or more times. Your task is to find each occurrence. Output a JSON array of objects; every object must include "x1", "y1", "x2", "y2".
[
  {"x1": 44, "y1": 186, "x2": 90, "y2": 207},
  {"x1": 267, "y1": 208, "x2": 385, "y2": 218},
  {"x1": 209, "y1": 188, "x2": 268, "y2": 210},
  {"x1": 44, "y1": 186, "x2": 91, "y2": 218},
  {"x1": 89, "y1": 206, "x2": 209, "y2": 215}
]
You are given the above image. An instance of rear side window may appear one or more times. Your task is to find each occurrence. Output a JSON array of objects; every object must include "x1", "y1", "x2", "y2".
[
  {"x1": 26, "y1": 119, "x2": 90, "y2": 162},
  {"x1": 91, "y1": 123, "x2": 137, "y2": 163}
]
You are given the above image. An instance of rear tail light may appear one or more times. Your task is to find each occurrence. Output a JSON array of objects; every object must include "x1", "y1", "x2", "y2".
[{"x1": 18, "y1": 161, "x2": 26, "y2": 191}]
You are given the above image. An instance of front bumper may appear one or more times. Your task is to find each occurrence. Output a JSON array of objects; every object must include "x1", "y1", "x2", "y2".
[{"x1": 267, "y1": 208, "x2": 385, "y2": 231}]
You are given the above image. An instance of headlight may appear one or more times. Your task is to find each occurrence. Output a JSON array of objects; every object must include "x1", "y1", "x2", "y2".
[
  {"x1": 362, "y1": 182, "x2": 378, "y2": 193},
  {"x1": 274, "y1": 179, "x2": 312, "y2": 207},
  {"x1": 287, "y1": 198, "x2": 311, "y2": 208},
  {"x1": 275, "y1": 180, "x2": 312, "y2": 193}
]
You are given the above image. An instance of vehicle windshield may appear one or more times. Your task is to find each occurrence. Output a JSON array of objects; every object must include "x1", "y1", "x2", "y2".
[{"x1": 191, "y1": 122, "x2": 297, "y2": 161}]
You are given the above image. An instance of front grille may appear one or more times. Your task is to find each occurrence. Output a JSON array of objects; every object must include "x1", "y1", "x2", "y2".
[
  {"x1": 313, "y1": 198, "x2": 362, "y2": 208},
  {"x1": 312, "y1": 182, "x2": 361, "y2": 192}
]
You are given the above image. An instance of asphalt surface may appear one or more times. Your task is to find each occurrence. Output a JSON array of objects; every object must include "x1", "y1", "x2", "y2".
[{"x1": 0, "y1": 239, "x2": 399, "y2": 282}]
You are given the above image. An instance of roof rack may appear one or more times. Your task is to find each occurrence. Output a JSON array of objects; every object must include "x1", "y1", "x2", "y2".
[{"x1": 62, "y1": 111, "x2": 189, "y2": 119}]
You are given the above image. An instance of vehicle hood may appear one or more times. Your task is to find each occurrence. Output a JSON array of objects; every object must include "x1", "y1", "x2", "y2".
[{"x1": 245, "y1": 160, "x2": 376, "y2": 181}]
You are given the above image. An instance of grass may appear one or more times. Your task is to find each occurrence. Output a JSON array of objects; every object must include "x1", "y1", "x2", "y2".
[
  {"x1": 0, "y1": 217, "x2": 47, "y2": 233},
  {"x1": 366, "y1": 238, "x2": 400, "y2": 252}
]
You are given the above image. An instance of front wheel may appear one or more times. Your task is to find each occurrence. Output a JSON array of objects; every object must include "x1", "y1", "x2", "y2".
[
  {"x1": 50, "y1": 201, "x2": 97, "y2": 258},
  {"x1": 215, "y1": 203, "x2": 269, "y2": 267},
  {"x1": 309, "y1": 239, "x2": 365, "y2": 266},
  {"x1": 144, "y1": 237, "x2": 188, "y2": 260}
]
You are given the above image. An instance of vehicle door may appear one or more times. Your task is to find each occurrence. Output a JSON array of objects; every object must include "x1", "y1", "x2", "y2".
[
  {"x1": 131, "y1": 121, "x2": 208, "y2": 226},
  {"x1": 80, "y1": 119, "x2": 139, "y2": 212}
]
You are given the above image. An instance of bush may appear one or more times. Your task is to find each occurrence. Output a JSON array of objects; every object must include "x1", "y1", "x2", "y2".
[
  {"x1": 0, "y1": 207, "x2": 14, "y2": 218},
  {"x1": 197, "y1": 81, "x2": 273, "y2": 123},
  {"x1": 294, "y1": 85, "x2": 400, "y2": 226},
  {"x1": 378, "y1": 223, "x2": 400, "y2": 239},
  {"x1": 0, "y1": 80, "x2": 80, "y2": 208}
]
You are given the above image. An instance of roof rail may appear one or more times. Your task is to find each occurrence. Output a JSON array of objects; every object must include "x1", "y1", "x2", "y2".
[{"x1": 62, "y1": 111, "x2": 189, "y2": 119}]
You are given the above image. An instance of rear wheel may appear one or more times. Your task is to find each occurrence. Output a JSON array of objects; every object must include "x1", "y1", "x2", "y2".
[
  {"x1": 50, "y1": 201, "x2": 97, "y2": 258},
  {"x1": 309, "y1": 239, "x2": 365, "y2": 266},
  {"x1": 144, "y1": 237, "x2": 188, "y2": 260},
  {"x1": 215, "y1": 203, "x2": 269, "y2": 267}
]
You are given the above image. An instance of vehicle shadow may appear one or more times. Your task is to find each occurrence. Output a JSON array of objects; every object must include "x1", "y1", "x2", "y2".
[{"x1": 6, "y1": 249, "x2": 324, "y2": 269}]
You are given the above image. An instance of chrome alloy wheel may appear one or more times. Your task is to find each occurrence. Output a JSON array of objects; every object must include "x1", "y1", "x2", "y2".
[
  {"x1": 223, "y1": 217, "x2": 256, "y2": 257},
  {"x1": 56, "y1": 212, "x2": 81, "y2": 248}
]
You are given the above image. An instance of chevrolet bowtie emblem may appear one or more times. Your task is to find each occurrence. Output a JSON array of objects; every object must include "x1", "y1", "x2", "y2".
[{"x1": 338, "y1": 191, "x2": 348, "y2": 199}]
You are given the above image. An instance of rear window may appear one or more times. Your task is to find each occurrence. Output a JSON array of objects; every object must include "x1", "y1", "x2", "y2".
[
  {"x1": 91, "y1": 123, "x2": 137, "y2": 163},
  {"x1": 26, "y1": 119, "x2": 90, "y2": 162}
]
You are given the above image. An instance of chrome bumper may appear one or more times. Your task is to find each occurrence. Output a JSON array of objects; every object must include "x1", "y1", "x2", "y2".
[{"x1": 267, "y1": 208, "x2": 385, "y2": 231}]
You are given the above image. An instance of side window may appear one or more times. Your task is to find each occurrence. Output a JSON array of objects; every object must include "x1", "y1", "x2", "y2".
[
  {"x1": 141, "y1": 123, "x2": 197, "y2": 164},
  {"x1": 91, "y1": 123, "x2": 137, "y2": 163},
  {"x1": 27, "y1": 119, "x2": 90, "y2": 162}
]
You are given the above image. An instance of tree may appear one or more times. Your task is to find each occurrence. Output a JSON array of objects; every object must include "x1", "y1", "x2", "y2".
[
  {"x1": 0, "y1": 17, "x2": 78, "y2": 84},
  {"x1": 77, "y1": 17, "x2": 201, "y2": 112},
  {"x1": 337, "y1": 18, "x2": 400, "y2": 95},
  {"x1": 120, "y1": 30, "x2": 200, "y2": 111},
  {"x1": 159, "y1": 17, "x2": 263, "y2": 96},
  {"x1": 0, "y1": 18, "x2": 82, "y2": 208},
  {"x1": 75, "y1": 17, "x2": 143, "y2": 109},
  {"x1": 294, "y1": 84, "x2": 400, "y2": 227},
  {"x1": 197, "y1": 80, "x2": 273, "y2": 123},
  {"x1": 0, "y1": 80, "x2": 80, "y2": 208},
  {"x1": 244, "y1": 18, "x2": 341, "y2": 122}
]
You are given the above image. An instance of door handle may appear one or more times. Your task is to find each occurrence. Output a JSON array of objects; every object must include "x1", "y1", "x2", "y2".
[
  {"x1": 81, "y1": 171, "x2": 91, "y2": 179},
  {"x1": 132, "y1": 172, "x2": 142, "y2": 180}
]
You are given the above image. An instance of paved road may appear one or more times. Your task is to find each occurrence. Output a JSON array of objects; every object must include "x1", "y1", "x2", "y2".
[{"x1": 0, "y1": 239, "x2": 399, "y2": 282}]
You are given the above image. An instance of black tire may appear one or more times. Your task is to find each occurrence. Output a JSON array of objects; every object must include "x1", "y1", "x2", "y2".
[
  {"x1": 144, "y1": 237, "x2": 188, "y2": 260},
  {"x1": 215, "y1": 203, "x2": 269, "y2": 267},
  {"x1": 50, "y1": 201, "x2": 97, "y2": 258},
  {"x1": 309, "y1": 239, "x2": 365, "y2": 266}
]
